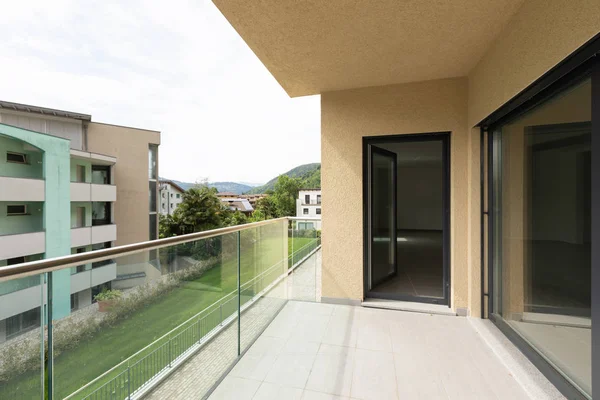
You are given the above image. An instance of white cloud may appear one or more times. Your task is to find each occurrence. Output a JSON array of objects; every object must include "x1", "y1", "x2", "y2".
[{"x1": 0, "y1": 0, "x2": 320, "y2": 183}]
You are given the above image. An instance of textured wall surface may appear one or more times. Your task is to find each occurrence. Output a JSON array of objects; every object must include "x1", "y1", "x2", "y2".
[
  {"x1": 468, "y1": 0, "x2": 600, "y2": 126},
  {"x1": 321, "y1": 78, "x2": 469, "y2": 309},
  {"x1": 87, "y1": 122, "x2": 160, "y2": 247}
]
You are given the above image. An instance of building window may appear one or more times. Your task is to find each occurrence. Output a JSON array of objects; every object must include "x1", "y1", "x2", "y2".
[
  {"x1": 6, "y1": 308, "x2": 41, "y2": 338},
  {"x1": 92, "y1": 202, "x2": 111, "y2": 226},
  {"x1": 71, "y1": 293, "x2": 79, "y2": 311},
  {"x1": 149, "y1": 214, "x2": 158, "y2": 240},
  {"x1": 148, "y1": 145, "x2": 158, "y2": 180},
  {"x1": 490, "y1": 77, "x2": 591, "y2": 395},
  {"x1": 7, "y1": 205, "x2": 27, "y2": 215},
  {"x1": 7, "y1": 257, "x2": 25, "y2": 266},
  {"x1": 303, "y1": 208, "x2": 309, "y2": 215},
  {"x1": 305, "y1": 194, "x2": 310, "y2": 204},
  {"x1": 317, "y1": 194, "x2": 321, "y2": 204},
  {"x1": 316, "y1": 208, "x2": 321, "y2": 215},
  {"x1": 171, "y1": 203, "x2": 174, "y2": 208},
  {"x1": 92, "y1": 165, "x2": 110, "y2": 184},
  {"x1": 162, "y1": 193, "x2": 166, "y2": 198},
  {"x1": 149, "y1": 181, "x2": 157, "y2": 212},
  {"x1": 176, "y1": 194, "x2": 181, "y2": 199},
  {"x1": 6, "y1": 151, "x2": 27, "y2": 164}
]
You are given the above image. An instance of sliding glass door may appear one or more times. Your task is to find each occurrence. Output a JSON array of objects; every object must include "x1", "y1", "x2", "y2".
[{"x1": 489, "y1": 75, "x2": 594, "y2": 398}]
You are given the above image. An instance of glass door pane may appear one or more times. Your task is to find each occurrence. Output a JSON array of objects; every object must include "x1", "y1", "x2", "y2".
[{"x1": 369, "y1": 147, "x2": 397, "y2": 289}]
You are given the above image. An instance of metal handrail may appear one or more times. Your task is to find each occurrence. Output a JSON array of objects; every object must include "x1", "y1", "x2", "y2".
[{"x1": 0, "y1": 217, "x2": 287, "y2": 282}]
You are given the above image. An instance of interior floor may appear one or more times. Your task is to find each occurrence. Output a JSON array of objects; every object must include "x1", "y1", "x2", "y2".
[
  {"x1": 509, "y1": 319, "x2": 591, "y2": 396},
  {"x1": 527, "y1": 240, "x2": 591, "y2": 314},
  {"x1": 371, "y1": 230, "x2": 443, "y2": 299}
]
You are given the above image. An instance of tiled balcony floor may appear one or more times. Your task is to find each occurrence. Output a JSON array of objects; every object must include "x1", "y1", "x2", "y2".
[{"x1": 208, "y1": 301, "x2": 555, "y2": 400}]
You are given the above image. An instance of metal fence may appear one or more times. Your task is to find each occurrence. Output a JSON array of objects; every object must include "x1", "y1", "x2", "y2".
[{"x1": 77, "y1": 247, "x2": 316, "y2": 400}]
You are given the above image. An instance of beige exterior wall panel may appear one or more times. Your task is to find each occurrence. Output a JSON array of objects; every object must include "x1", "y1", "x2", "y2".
[
  {"x1": 86, "y1": 123, "x2": 160, "y2": 247},
  {"x1": 468, "y1": 0, "x2": 600, "y2": 127},
  {"x1": 321, "y1": 78, "x2": 470, "y2": 310}
]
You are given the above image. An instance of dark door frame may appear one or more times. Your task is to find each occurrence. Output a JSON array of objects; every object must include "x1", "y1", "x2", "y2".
[
  {"x1": 368, "y1": 146, "x2": 398, "y2": 288},
  {"x1": 481, "y1": 33, "x2": 600, "y2": 400},
  {"x1": 363, "y1": 132, "x2": 451, "y2": 306}
]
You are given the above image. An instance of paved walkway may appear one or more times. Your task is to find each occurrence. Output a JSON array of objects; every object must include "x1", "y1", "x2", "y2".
[
  {"x1": 145, "y1": 249, "x2": 321, "y2": 400},
  {"x1": 208, "y1": 301, "x2": 562, "y2": 400}
]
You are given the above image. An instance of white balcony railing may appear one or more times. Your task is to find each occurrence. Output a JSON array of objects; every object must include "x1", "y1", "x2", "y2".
[
  {"x1": 0, "y1": 176, "x2": 44, "y2": 202},
  {"x1": 70, "y1": 263, "x2": 117, "y2": 294},
  {"x1": 71, "y1": 224, "x2": 117, "y2": 247},
  {"x1": 70, "y1": 182, "x2": 117, "y2": 202},
  {"x1": 0, "y1": 231, "x2": 45, "y2": 260}
]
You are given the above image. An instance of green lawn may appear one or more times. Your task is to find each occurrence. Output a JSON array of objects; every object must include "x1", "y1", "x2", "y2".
[{"x1": 1, "y1": 232, "x2": 320, "y2": 399}]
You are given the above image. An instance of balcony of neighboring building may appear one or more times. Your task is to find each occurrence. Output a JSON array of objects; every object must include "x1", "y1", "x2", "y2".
[
  {"x1": 70, "y1": 152, "x2": 116, "y2": 202},
  {"x1": 0, "y1": 202, "x2": 45, "y2": 260},
  {"x1": 0, "y1": 135, "x2": 45, "y2": 202},
  {"x1": 70, "y1": 202, "x2": 116, "y2": 248}
]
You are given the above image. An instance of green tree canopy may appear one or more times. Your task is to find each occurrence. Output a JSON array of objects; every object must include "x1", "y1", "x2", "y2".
[{"x1": 272, "y1": 175, "x2": 301, "y2": 217}]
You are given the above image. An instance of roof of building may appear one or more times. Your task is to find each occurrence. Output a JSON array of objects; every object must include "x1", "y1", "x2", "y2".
[
  {"x1": 216, "y1": 192, "x2": 238, "y2": 197},
  {"x1": 299, "y1": 188, "x2": 321, "y2": 191},
  {"x1": 0, "y1": 100, "x2": 91, "y2": 121},
  {"x1": 223, "y1": 198, "x2": 254, "y2": 213},
  {"x1": 159, "y1": 180, "x2": 186, "y2": 193}
]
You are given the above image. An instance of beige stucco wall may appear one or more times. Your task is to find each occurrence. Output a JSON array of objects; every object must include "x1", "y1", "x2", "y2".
[
  {"x1": 86, "y1": 122, "x2": 160, "y2": 247},
  {"x1": 321, "y1": 0, "x2": 598, "y2": 316},
  {"x1": 321, "y1": 78, "x2": 471, "y2": 310},
  {"x1": 468, "y1": 0, "x2": 600, "y2": 127}
]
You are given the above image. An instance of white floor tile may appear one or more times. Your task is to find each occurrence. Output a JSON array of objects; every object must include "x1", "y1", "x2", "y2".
[
  {"x1": 283, "y1": 337, "x2": 321, "y2": 355},
  {"x1": 301, "y1": 390, "x2": 352, "y2": 400},
  {"x1": 246, "y1": 336, "x2": 287, "y2": 357},
  {"x1": 230, "y1": 354, "x2": 278, "y2": 381},
  {"x1": 351, "y1": 348, "x2": 398, "y2": 400},
  {"x1": 322, "y1": 314, "x2": 360, "y2": 348},
  {"x1": 252, "y1": 382, "x2": 303, "y2": 400},
  {"x1": 264, "y1": 354, "x2": 317, "y2": 388},
  {"x1": 356, "y1": 319, "x2": 392, "y2": 352},
  {"x1": 305, "y1": 345, "x2": 355, "y2": 396},
  {"x1": 209, "y1": 376, "x2": 261, "y2": 400}
]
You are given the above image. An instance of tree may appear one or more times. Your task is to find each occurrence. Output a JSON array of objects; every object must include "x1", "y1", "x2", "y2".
[
  {"x1": 252, "y1": 196, "x2": 277, "y2": 220},
  {"x1": 272, "y1": 175, "x2": 301, "y2": 217}
]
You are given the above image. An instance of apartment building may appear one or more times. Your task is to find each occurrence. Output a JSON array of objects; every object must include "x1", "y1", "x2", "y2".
[
  {"x1": 213, "y1": 2, "x2": 599, "y2": 398},
  {"x1": 0, "y1": 101, "x2": 160, "y2": 342},
  {"x1": 159, "y1": 179, "x2": 185, "y2": 216},
  {"x1": 296, "y1": 188, "x2": 321, "y2": 229}
]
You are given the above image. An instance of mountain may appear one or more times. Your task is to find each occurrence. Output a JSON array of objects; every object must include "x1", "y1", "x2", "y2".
[
  {"x1": 245, "y1": 163, "x2": 321, "y2": 194},
  {"x1": 160, "y1": 178, "x2": 252, "y2": 195}
]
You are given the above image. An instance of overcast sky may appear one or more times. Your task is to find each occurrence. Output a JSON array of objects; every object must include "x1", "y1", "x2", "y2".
[{"x1": 0, "y1": 0, "x2": 320, "y2": 185}]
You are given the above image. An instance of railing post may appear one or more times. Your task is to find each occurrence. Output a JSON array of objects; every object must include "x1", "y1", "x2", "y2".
[
  {"x1": 127, "y1": 361, "x2": 131, "y2": 400},
  {"x1": 168, "y1": 335, "x2": 172, "y2": 368},
  {"x1": 237, "y1": 230, "x2": 241, "y2": 357},
  {"x1": 219, "y1": 303, "x2": 223, "y2": 325},
  {"x1": 47, "y1": 272, "x2": 53, "y2": 400}
]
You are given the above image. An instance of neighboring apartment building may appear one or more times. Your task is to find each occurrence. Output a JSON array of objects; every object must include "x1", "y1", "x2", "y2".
[
  {"x1": 159, "y1": 180, "x2": 185, "y2": 215},
  {"x1": 296, "y1": 189, "x2": 321, "y2": 229},
  {"x1": 0, "y1": 101, "x2": 160, "y2": 342},
  {"x1": 213, "y1": 2, "x2": 599, "y2": 397}
]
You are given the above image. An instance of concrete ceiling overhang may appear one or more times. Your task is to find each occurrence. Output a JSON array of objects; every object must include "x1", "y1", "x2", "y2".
[{"x1": 213, "y1": 0, "x2": 525, "y2": 97}]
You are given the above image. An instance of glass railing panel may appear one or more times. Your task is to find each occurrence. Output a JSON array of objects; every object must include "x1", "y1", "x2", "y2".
[
  {"x1": 0, "y1": 274, "x2": 45, "y2": 399},
  {"x1": 288, "y1": 219, "x2": 321, "y2": 302},
  {"x1": 52, "y1": 232, "x2": 240, "y2": 400},
  {"x1": 239, "y1": 220, "x2": 287, "y2": 353}
]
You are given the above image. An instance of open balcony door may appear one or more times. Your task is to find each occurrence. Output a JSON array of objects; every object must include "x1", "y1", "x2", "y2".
[{"x1": 368, "y1": 146, "x2": 397, "y2": 289}]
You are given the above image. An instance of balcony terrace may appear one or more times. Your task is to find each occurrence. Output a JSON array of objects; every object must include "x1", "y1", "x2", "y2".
[{"x1": 0, "y1": 218, "x2": 562, "y2": 400}]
